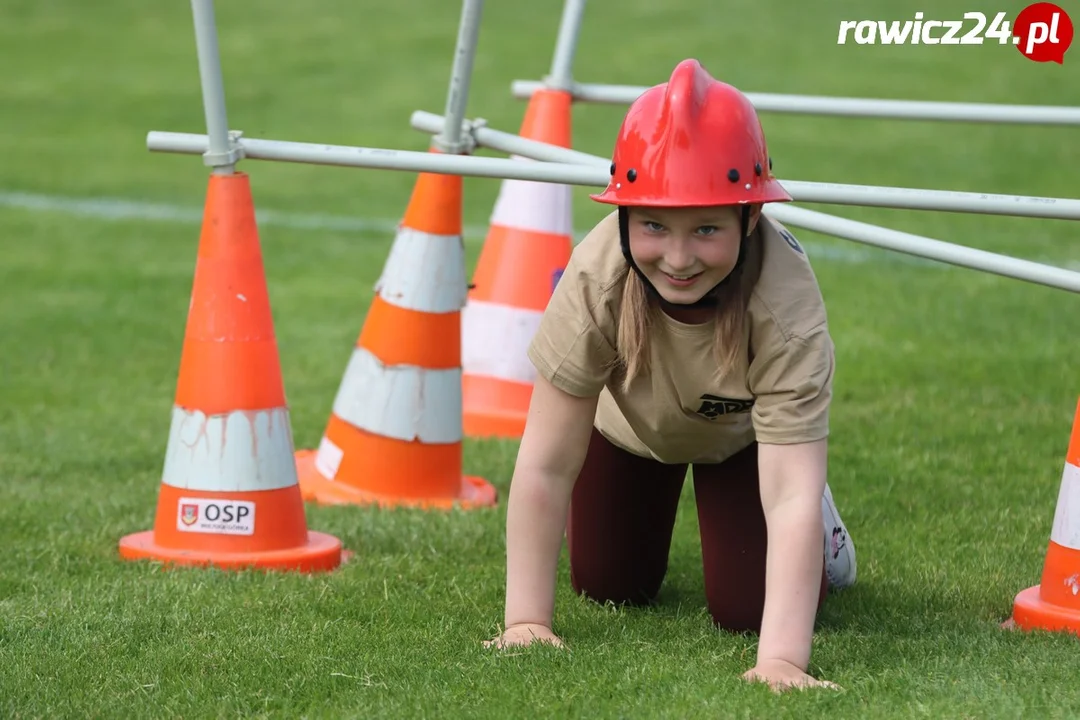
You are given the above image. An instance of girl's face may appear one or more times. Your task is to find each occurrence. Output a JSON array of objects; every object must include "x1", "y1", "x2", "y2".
[{"x1": 627, "y1": 205, "x2": 761, "y2": 305}]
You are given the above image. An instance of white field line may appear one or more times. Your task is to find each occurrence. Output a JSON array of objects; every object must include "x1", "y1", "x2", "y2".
[{"x1": 3, "y1": 189, "x2": 1068, "y2": 270}]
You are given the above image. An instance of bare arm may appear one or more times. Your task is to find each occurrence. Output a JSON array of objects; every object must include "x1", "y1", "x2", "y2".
[
  {"x1": 503, "y1": 374, "x2": 599, "y2": 630},
  {"x1": 754, "y1": 438, "x2": 828, "y2": 672}
]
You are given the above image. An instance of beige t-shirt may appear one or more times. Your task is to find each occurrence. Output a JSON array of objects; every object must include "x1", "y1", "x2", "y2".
[{"x1": 526, "y1": 210, "x2": 835, "y2": 465}]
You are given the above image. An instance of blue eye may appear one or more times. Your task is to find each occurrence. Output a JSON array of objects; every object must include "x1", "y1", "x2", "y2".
[
  {"x1": 643, "y1": 221, "x2": 665, "y2": 232},
  {"x1": 696, "y1": 226, "x2": 718, "y2": 236}
]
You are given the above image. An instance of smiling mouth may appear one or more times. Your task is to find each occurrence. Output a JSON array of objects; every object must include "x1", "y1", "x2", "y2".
[{"x1": 662, "y1": 271, "x2": 703, "y2": 283}]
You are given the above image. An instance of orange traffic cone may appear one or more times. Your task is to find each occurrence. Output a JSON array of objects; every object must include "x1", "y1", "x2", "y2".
[
  {"x1": 461, "y1": 88, "x2": 575, "y2": 439},
  {"x1": 119, "y1": 173, "x2": 343, "y2": 573},
  {"x1": 1010, "y1": 396, "x2": 1080, "y2": 635},
  {"x1": 294, "y1": 156, "x2": 497, "y2": 510}
]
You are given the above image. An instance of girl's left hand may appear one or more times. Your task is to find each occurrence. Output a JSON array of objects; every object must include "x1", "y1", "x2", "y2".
[{"x1": 742, "y1": 659, "x2": 841, "y2": 693}]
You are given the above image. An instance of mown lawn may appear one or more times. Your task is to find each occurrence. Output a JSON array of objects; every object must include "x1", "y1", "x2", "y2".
[{"x1": 2, "y1": 0, "x2": 1079, "y2": 717}]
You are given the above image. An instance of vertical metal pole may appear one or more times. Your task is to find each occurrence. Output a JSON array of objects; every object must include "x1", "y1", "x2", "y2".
[
  {"x1": 432, "y1": 0, "x2": 485, "y2": 154},
  {"x1": 190, "y1": 0, "x2": 239, "y2": 174},
  {"x1": 545, "y1": 0, "x2": 586, "y2": 91}
]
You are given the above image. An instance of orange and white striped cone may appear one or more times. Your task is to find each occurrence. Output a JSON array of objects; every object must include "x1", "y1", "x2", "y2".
[
  {"x1": 461, "y1": 88, "x2": 574, "y2": 439},
  {"x1": 1010, "y1": 397, "x2": 1080, "y2": 635},
  {"x1": 294, "y1": 159, "x2": 497, "y2": 510},
  {"x1": 119, "y1": 172, "x2": 343, "y2": 573}
]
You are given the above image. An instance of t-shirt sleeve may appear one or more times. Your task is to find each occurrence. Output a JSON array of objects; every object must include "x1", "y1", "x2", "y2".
[
  {"x1": 526, "y1": 255, "x2": 619, "y2": 398},
  {"x1": 747, "y1": 323, "x2": 835, "y2": 444}
]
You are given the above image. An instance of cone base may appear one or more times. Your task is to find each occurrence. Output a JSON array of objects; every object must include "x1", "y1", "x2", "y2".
[
  {"x1": 295, "y1": 449, "x2": 498, "y2": 510},
  {"x1": 118, "y1": 529, "x2": 343, "y2": 573},
  {"x1": 1010, "y1": 585, "x2": 1080, "y2": 635}
]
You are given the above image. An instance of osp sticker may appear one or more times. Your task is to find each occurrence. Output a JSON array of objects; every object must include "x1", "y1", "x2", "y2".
[{"x1": 177, "y1": 497, "x2": 256, "y2": 536}]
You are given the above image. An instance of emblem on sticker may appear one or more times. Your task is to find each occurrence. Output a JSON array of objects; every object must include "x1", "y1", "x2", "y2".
[{"x1": 180, "y1": 503, "x2": 199, "y2": 526}]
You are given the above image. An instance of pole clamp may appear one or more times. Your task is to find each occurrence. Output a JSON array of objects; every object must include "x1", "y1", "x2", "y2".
[
  {"x1": 202, "y1": 129, "x2": 246, "y2": 167},
  {"x1": 432, "y1": 118, "x2": 483, "y2": 155}
]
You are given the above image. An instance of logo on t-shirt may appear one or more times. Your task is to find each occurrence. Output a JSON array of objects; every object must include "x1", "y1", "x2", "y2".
[
  {"x1": 778, "y1": 228, "x2": 804, "y2": 254},
  {"x1": 694, "y1": 394, "x2": 754, "y2": 419},
  {"x1": 551, "y1": 268, "x2": 565, "y2": 294}
]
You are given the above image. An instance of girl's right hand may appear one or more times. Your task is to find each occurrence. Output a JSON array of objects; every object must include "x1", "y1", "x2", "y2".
[{"x1": 484, "y1": 623, "x2": 565, "y2": 650}]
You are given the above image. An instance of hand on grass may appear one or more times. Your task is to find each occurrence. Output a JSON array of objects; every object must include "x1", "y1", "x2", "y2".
[
  {"x1": 742, "y1": 659, "x2": 840, "y2": 693},
  {"x1": 483, "y1": 623, "x2": 565, "y2": 650}
]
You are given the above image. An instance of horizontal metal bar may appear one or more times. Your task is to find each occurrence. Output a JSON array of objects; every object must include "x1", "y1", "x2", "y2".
[
  {"x1": 510, "y1": 79, "x2": 1080, "y2": 126},
  {"x1": 778, "y1": 180, "x2": 1080, "y2": 220},
  {"x1": 147, "y1": 128, "x2": 1080, "y2": 293},
  {"x1": 408, "y1": 112, "x2": 1080, "y2": 221},
  {"x1": 407, "y1": 114, "x2": 1080, "y2": 294},
  {"x1": 766, "y1": 204, "x2": 1080, "y2": 294},
  {"x1": 146, "y1": 131, "x2": 607, "y2": 185},
  {"x1": 411, "y1": 110, "x2": 608, "y2": 167}
]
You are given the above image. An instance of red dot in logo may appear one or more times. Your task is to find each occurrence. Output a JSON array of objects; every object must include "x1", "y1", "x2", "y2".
[{"x1": 1013, "y1": 2, "x2": 1074, "y2": 63}]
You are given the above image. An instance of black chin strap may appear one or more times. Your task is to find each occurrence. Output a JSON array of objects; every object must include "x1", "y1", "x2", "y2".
[{"x1": 618, "y1": 206, "x2": 751, "y2": 309}]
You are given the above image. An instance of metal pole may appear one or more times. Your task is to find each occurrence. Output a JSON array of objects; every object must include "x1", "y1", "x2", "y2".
[
  {"x1": 147, "y1": 130, "x2": 1080, "y2": 294},
  {"x1": 509, "y1": 79, "x2": 1080, "y2": 126},
  {"x1": 190, "y1": 0, "x2": 240, "y2": 173},
  {"x1": 778, "y1": 179, "x2": 1080, "y2": 219},
  {"x1": 432, "y1": 0, "x2": 484, "y2": 154},
  {"x1": 545, "y1": 0, "x2": 586, "y2": 91},
  {"x1": 147, "y1": 131, "x2": 607, "y2": 184},
  {"x1": 407, "y1": 112, "x2": 1080, "y2": 221},
  {"x1": 766, "y1": 204, "x2": 1080, "y2": 294},
  {"x1": 412, "y1": 110, "x2": 607, "y2": 167}
]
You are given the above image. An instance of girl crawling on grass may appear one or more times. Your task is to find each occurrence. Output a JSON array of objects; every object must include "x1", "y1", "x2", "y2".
[{"x1": 484, "y1": 58, "x2": 857, "y2": 693}]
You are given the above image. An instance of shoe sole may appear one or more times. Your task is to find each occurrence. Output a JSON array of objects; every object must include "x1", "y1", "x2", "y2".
[{"x1": 822, "y1": 483, "x2": 857, "y2": 589}]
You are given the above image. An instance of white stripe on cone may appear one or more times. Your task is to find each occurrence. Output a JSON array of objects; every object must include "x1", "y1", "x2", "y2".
[
  {"x1": 162, "y1": 406, "x2": 299, "y2": 492},
  {"x1": 332, "y1": 346, "x2": 463, "y2": 443},
  {"x1": 314, "y1": 435, "x2": 345, "y2": 480},
  {"x1": 1051, "y1": 462, "x2": 1080, "y2": 550},
  {"x1": 462, "y1": 300, "x2": 543, "y2": 385},
  {"x1": 489, "y1": 158, "x2": 573, "y2": 237},
  {"x1": 374, "y1": 227, "x2": 468, "y2": 313}
]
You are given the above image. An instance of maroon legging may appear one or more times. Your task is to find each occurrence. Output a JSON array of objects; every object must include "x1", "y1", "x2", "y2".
[{"x1": 566, "y1": 428, "x2": 828, "y2": 633}]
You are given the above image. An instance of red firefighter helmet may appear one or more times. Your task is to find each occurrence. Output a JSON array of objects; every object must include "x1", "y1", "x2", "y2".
[{"x1": 590, "y1": 59, "x2": 792, "y2": 208}]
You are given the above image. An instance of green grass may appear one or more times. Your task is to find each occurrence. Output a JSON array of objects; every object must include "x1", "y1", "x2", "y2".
[{"x1": 3, "y1": 0, "x2": 1080, "y2": 717}]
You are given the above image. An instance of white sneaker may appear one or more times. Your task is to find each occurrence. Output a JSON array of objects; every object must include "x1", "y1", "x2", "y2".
[{"x1": 821, "y1": 483, "x2": 856, "y2": 589}]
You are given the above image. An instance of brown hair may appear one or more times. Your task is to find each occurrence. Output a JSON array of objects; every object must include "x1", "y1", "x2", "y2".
[{"x1": 612, "y1": 225, "x2": 764, "y2": 393}]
